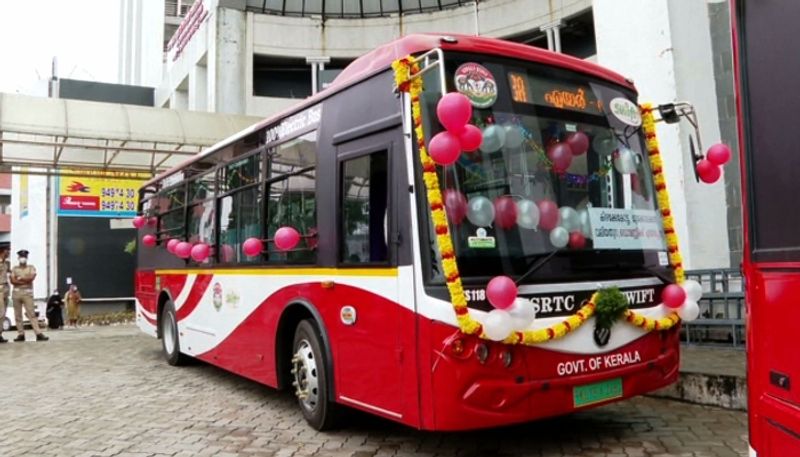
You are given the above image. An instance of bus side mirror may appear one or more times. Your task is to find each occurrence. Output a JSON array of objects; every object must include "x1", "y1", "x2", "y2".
[{"x1": 654, "y1": 102, "x2": 704, "y2": 182}]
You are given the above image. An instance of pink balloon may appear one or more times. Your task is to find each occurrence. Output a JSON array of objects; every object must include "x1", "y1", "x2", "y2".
[
  {"x1": 242, "y1": 237, "x2": 263, "y2": 257},
  {"x1": 190, "y1": 243, "x2": 210, "y2": 262},
  {"x1": 537, "y1": 200, "x2": 560, "y2": 231},
  {"x1": 166, "y1": 238, "x2": 180, "y2": 254},
  {"x1": 706, "y1": 143, "x2": 732, "y2": 166},
  {"x1": 486, "y1": 276, "x2": 517, "y2": 310},
  {"x1": 662, "y1": 284, "x2": 687, "y2": 309},
  {"x1": 566, "y1": 132, "x2": 590, "y2": 156},
  {"x1": 132, "y1": 216, "x2": 146, "y2": 229},
  {"x1": 444, "y1": 189, "x2": 468, "y2": 225},
  {"x1": 428, "y1": 131, "x2": 461, "y2": 166},
  {"x1": 220, "y1": 244, "x2": 236, "y2": 262},
  {"x1": 696, "y1": 159, "x2": 721, "y2": 184},
  {"x1": 569, "y1": 231, "x2": 586, "y2": 249},
  {"x1": 457, "y1": 124, "x2": 483, "y2": 152},
  {"x1": 142, "y1": 234, "x2": 157, "y2": 247},
  {"x1": 547, "y1": 142, "x2": 573, "y2": 173},
  {"x1": 175, "y1": 242, "x2": 193, "y2": 259},
  {"x1": 274, "y1": 226, "x2": 301, "y2": 251},
  {"x1": 437, "y1": 92, "x2": 473, "y2": 131},
  {"x1": 493, "y1": 196, "x2": 518, "y2": 229},
  {"x1": 147, "y1": 217, "x2": 157, "y2": 227}
]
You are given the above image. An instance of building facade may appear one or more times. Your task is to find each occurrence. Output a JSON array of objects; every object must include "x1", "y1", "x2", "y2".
[{"x1": 121, "y1": 0, "x2": 740, "y2": 269}]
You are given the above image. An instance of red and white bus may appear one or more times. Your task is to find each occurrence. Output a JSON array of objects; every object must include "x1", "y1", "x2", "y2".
[
  {"x1": 732, "y1": 2, "x2": 800, "y2": 455},
  {"x1": 135, "y1": 34, "x2": 682, "y2": 431}
]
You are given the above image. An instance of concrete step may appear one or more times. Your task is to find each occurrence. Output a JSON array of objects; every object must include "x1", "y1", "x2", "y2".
[{"x1": 648, "y1": 345, "x2": 747, "y2": 410}]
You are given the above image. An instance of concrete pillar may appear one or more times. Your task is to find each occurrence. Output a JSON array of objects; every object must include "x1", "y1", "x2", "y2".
[
  {"x1": 593, "y1": 0, "x2": 730, "y2": 269},
  {"x1": 214, "y1": 7, "x2": 246, "y2": 114}
]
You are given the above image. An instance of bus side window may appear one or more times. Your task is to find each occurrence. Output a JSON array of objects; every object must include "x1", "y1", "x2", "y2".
[{"x1": 340, "y1": 151, "x2": 389, "y2": 264}]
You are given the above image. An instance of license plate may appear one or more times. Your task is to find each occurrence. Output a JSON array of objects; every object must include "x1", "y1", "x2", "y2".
[{"x1": 573, "y1": 378, "x2": 623, "y2": 408}]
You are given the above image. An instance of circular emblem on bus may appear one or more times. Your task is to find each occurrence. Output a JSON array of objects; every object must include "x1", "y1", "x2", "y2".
[
  {"x1": 454, "y1": 63, "x2": 498, "y2": 109},
  {"x1": 340, "y1": 306, "x2": 357, "y2": 326},
  {"x1": 609, "y1": 97, "x2": 642, "y2": 127},
  {"x1": 213, "y1": 282, "x2": 223, "y2": 311}
]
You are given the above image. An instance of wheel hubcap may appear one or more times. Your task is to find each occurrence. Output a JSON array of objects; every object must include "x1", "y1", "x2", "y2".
[
  {"x1": 163, "y1": 311, "x2": 175, "y2": 355},
  {"x1": 291, "y1": 340, "x2": 319, "y2": 412}
]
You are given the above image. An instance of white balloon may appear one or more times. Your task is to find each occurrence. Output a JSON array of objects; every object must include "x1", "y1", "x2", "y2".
[
  {"x1": 480, "y1": 125, "x2": 506, "y2": 153},
  {"x1": 549, "y1": 226, "x2": 569, "y2": 248},
  {"x1": 466, "y1": 196, "x2": 495, "y2": 227},
  {"x1": 483, "y1": 309, "x2": 514, "y2": 341},
  {"x1": 614, "y1": 147, "x2": 637, "y2": 175},
  {"x1": 677, "y1": 300, "x2": 700, "y2": 321},
  {"x1": 508, "y1": 297, "x2": 536, "y2": 330},
  {"x1": 578, "y1": 208, "x2": 592, "y2": 238},
  {"x1": 503, "y1": 124, "x2": 525, "y2": 149},
  {"x1": 682, "y1": 279, "x2": 703, "y2": 302},
  {"x1": 559, "y1": 207, "x2": 580, "y2": 232},
  {"x1": 516, "y1": 199, "x2": 540, "y2": 230}
]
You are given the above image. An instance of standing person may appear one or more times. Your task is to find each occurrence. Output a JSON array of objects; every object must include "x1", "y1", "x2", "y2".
[
  {"x1": 10, "y1": 250, "x2": 48, "y2": 342},
  {"x1": 65, "y1": 284, "x2": 82, "y2": 328},
  {"x1": 0, "y1": 247, "x2": 10, "y2": 343},
  {"x1": 46, "y1": 290, "x2": 64, "y2": 330}
]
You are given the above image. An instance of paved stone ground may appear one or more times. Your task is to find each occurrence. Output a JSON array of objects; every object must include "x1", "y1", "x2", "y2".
[{"x1": 0, "y1": 325, "x2": 747, "y2": 457}]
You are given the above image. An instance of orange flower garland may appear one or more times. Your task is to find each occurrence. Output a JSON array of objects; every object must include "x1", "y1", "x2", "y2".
[{"x1": 392, "y1": 56, "x2": 680, "y2": 344}]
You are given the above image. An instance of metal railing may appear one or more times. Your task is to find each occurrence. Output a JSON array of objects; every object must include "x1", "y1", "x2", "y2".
[{"x1": 682, "y1": 268, "x2": 745, "y2": 348}]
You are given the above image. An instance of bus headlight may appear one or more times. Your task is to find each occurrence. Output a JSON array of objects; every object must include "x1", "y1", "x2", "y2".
[
  {"x1": 475, "y1": 343, "x2": 489, "y2": 364},
  {"x1": 500, "y1": 349, "x2": 513, "y2": 368}
]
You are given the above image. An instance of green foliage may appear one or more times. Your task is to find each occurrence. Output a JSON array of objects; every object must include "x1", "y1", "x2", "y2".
[
  {"x1": 594, "y1": 287, "x2": 629, "y2": 329},
  {"x1": 124, "y1": 239, "x2": 136, "y2": 255}
]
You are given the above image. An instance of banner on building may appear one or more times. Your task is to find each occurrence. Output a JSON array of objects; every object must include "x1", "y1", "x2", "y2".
[
  {"x1": 56, "y1": 170, "x2": 149, "y2": 218},
  {"x1": 19, "y1": 170, "x2": 29, "y2": 218}
]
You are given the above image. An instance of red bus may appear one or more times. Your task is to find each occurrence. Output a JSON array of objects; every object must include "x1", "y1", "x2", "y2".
[
  {"x1": 134, "y1": 34, "x2": 685, "y2": 431},
  {"x1": 732, "y1": 2, "x2": 800, "y2": 455}
]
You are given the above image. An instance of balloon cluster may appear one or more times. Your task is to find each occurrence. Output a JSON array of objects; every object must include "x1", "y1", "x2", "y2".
[
  {"x1": 241, "y1": 226, "x2": 302, "y2": 257},
  {"x1": 443, "y1": 192, "x2": 591, "y2": 249},
  {"x1": 428, "y1": 93, "x2": 483, "y2": 165},
  {"x1": 481, "y1": 276, "x2": 537, "y2": 341},
  {"x1": 661, "y1": 279, "x2": 703, "y2": 321},
  {"x1": 132, "y1": 216, "x2": 157, "y2": 229},
  {"x1": 696, "y1": 143, "x2": 731, "y2": 184},
  {"x1": 546, "y1": 132, "x2": 589, "y2": 173}
]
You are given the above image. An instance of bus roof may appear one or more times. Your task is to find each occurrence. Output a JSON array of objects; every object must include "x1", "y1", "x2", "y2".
[{"x1": 144, "y1": 33, "x2": 635, "y2": 189}]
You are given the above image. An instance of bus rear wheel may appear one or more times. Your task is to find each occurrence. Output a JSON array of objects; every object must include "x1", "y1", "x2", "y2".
[
  {"x1": 161, "y1": 301, "x2": 189, "y2": 366},
  {"x1": 291, "y1": 319, "x2": 340, "y2": 430}
]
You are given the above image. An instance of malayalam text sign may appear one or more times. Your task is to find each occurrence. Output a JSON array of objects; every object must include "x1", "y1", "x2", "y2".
[
  {"x1": 57, "y1": 170, "x2": 148, "y2": 218},
  {"x1": 588, "y1": 208, "x2": 665, "y2": 251}
]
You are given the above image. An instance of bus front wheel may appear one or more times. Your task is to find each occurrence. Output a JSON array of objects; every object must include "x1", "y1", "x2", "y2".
[
  {"x1": 161, "y1": 301, "x2": 189, "y2": 366},
  {"x1": 291, "y1": 319, "x2": 340, "y2": 430}
]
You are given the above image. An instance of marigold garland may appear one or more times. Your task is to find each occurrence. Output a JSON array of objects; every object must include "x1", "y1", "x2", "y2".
[{"x1": 392, "y1": 56, "x2": 680, "y2": 343}]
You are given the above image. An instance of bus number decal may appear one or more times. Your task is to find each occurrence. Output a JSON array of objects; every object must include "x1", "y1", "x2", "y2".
[{"x1": 464, "y1": 289, "x2": 486, "y2": 302}]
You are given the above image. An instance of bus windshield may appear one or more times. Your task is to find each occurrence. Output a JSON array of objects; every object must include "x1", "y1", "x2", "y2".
[{"x1": 419, "y1": 53, "x2": 668, "y2": 284}]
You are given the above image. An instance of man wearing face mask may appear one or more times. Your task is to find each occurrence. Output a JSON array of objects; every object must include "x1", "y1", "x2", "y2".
[
  {"x1": 10, "y1": 250, "x2": 48, "y2": 342},
  {"x1": 0, "y1": 247, "x2": 10, "y2": 343}
]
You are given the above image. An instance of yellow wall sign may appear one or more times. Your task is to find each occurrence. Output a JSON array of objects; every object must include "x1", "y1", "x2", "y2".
[{"x1": 56, "y1": 170, "x2": 149, "y2": 218}]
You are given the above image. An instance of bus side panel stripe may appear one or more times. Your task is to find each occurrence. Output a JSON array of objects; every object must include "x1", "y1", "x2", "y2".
[{"x1": 175, "y1": 274, "x2": 214, "y2": 321}]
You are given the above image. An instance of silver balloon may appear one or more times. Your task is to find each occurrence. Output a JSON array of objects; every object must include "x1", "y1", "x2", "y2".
[
  {"x1": 559, "y1": 207, "x2": 580, "y2": 232},
  {"x1": 592, "y1": 130, "x2": 616, "y2": 156},
  {"x1": 682, "y1": 280, "x2": 703, "y2": 302},
  {"x1": 483, "y1": 309, "x2": 514, "y2": 342},
  {"x1": 515, "y1": 199, "x2": 540, "y2": 230},
  {"x1": 480, "y1": 125, "x2": 506, "y2": 153},
  {"x1": 578, "y1": 208, "x2": 592, "y2": 239},
  {"x1": 549, "y1": 226, "x2": 569, "y2": 248},
  {"x1": 508, "y1": 297, "x2": 536, "y2": 330},
  {"x1": 614, "y1": 147, "x2": 637, "y2": 174},
  {"x1": 503, "y1": 124, "x2": 525, "y2": 149},
  {"x1": 466, "y1": 196, "x2": 495, "y2": 227}
]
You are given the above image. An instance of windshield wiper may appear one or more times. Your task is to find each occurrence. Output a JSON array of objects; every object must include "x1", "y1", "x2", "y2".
[{"x1": 515, "y1": 250, "x2": 560, "y2": 285}]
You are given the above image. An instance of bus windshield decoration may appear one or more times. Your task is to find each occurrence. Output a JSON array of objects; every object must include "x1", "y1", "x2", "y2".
[{"x1": 134, "y1": 35, "x2": 683, "y2": 433}]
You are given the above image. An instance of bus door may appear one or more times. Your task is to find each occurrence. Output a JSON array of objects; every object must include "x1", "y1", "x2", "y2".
[
  {"x1": 332, "y1": 132, "x2": 415, "y2": 420},
  {"x1": 734, "y1": 0, "x2": 800, "y2": 453}
]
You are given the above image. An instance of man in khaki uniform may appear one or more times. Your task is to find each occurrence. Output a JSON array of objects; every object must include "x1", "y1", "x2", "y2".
[
  {"x1": 0, "y1": 247, "x2": 9, "y2": 343},
  {"x1": 10, "y1": 250, "x2": 48, "y2": 342}
]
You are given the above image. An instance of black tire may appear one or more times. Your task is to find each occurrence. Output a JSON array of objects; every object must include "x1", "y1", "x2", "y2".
[
  {"x1": 292, "y1": 319, "x2": 341, "y2": 430},
  {"x1": 160, "y1": 301, "x2": 189, "y2": 366}
]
